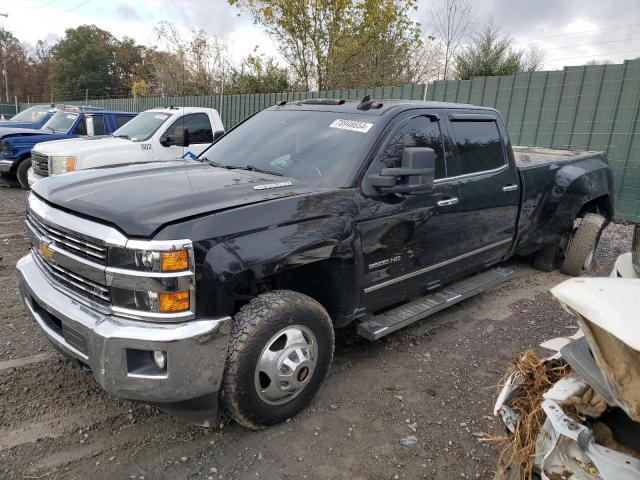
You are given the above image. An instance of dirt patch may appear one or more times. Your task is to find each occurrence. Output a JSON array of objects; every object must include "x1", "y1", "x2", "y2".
[{"x1": 0, "y1": 185, "x2": 634, "y2": 480}]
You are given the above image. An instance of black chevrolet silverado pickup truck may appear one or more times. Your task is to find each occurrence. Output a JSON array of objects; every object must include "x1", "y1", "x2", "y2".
[{"x1": 16, "y1": 99, "x2": 614, "y2": 428}]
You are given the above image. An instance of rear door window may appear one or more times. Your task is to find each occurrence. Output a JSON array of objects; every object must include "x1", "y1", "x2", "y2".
[{"x1": 449, "y1": 120, "x2": 505, "y2": 177}]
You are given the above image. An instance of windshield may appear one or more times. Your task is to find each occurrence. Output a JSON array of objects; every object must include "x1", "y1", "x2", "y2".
[
  {"x1": 44, "y1": 111, "x2": 79, "y2": 133},
  {"x1": 200, "y1": 110, "x2": 381, "y2": 187},
  {"x1": 112, "y1": 111, "x2": 172, "y2": 141},
  {"x1": 10, "y1": 106, "x2": 51, "y2": 123}
]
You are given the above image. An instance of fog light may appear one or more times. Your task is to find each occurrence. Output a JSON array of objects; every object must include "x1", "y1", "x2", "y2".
[{"x1": 153, "y1": 350, "x2": 167, "y2": 370}]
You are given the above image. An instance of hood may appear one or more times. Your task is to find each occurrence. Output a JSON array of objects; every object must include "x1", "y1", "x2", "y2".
[
  {"x1": 34, "y1": 136, "x2": 132, "y2": 156},
  {"x1": 0, "y1": 128, "x2": 70, "y2": 145},
  {"x1": 0, "y1": 121, "x2": 42, "y2": 129},
  {"x1": 0, "y1": 127, "x2": 49, "y2": 138},
  {"x1": 33, "y1": 160, "x2": 313, "y2": 237}
]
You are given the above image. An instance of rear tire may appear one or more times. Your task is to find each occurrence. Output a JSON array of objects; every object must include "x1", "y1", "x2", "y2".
[
  {"x1": 16, "y1": 157, "x2": 31, "y2": 189},
  {"x1": 221, "y1": 290, "x2": 334, "y2": 430},
  {"x1": 560, "y1": 213, "x2": 606, "y2": 276}
]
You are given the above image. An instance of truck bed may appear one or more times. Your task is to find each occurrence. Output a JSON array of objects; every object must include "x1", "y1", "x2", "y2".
[{"x1": 513, "y1": 146, "x2": 604, "y2": 168}]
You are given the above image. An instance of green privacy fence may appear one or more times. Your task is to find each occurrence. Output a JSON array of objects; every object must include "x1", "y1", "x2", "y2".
[
  {"x1": 19, "y1": 60, "x2": 640, "y2": 222},
  {"x1": 0, "y1": 103, "x2": 19, "y2": 117}
]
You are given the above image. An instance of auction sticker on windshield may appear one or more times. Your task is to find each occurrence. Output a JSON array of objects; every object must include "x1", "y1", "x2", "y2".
[{"x1": 329, "y1": 119, "x2": 374, "y2": 133}]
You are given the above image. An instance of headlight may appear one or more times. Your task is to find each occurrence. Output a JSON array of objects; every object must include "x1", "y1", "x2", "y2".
[
  {"x1": 49, "y1": 155, "x2": 77, "y2": 175},
  {"x1": 0, "y1": 141, "x2": 12, "y2": 156},
  {"x1": 106, "y1": 239, "x2": 195, "y2": 320},
  {"x1": 108, "y1": 246, "x2": 191, "y2": 272},
  {"x1": 633, "y1": 224, "x2": 640, "y2": 273}
]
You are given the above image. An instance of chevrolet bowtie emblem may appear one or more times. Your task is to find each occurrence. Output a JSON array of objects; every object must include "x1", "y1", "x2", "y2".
[{"x1": 39, "y1": 241, "x2": 54, "y2": 261}]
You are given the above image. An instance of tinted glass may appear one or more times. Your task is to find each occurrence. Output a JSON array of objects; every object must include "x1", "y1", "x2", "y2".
[
  {"x1": 449, "y1": 120, "x2": 505, "y2": 176},
  {"x1": 88, "y1": 115, "x2": 106, "y2": 135},
  {"x1": 200, "y1": 110, "x2": 382, "y2": 188},
  {"x1": 115, "y1": 115, "x2": 133, "y2": 129},
  {"x1": 166, "y1": 113, "x2": 213, "y2": 143},
  {"x1": 74, "y1": 117, "x2": 87, "y2": 135},
  {"x1": 373, "y1": 115, "x2": 445, "y2": 179}
]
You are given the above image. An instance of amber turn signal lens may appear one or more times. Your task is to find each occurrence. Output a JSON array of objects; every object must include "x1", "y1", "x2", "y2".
[
  {"x1": 159, "y1": 291, "x2": 190, "y2": 313},
  {"x1": 66, "y1": 156, "x2": 77, "y2": 172},
  {"x1": 161, "y1": 250, "x2": 189, "y2": 271}
]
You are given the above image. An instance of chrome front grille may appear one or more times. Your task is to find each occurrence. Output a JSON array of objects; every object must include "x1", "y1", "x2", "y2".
[
  {"x1": 31, "y1": 152, "x2": 49, "y2": 177},
  {"x1": 26, "y1": 212, "x2": 107, "y2": 265},
  {"x1": 32, "y1": 247, "x2": 110, "y2": 305}
]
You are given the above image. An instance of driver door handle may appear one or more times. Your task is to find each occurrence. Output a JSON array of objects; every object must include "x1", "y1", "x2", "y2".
[
  {"x1": 437, "y1": 197, "x2": 459, "y2": 207},
  {"x1": 503, "y1": 184, "x2": 519, "y2": 192}
]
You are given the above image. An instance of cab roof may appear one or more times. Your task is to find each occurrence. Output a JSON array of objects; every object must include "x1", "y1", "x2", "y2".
[{"x1": 266, "y1": 99, "x2": 500, "y2": 117}]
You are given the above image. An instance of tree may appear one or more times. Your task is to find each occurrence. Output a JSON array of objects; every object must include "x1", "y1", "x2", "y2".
[
  {"x1": 228, "y1": 0, "x2": 421, "y2": 91},
  {"x1": 29, "y1": 40, "x2": 52, "y2": 100},
  {"x1": 586, "y1": 59, "x2": 613, "y2": 66},
  {"x1": 0, "y1": 29, "x2": 49, "y2": 102},
  {"x1": 48, "y1": 25, "x2": 120, "y2": 100},
  {"x1": 326, "y1": 0, "x2": 421, "y2": 89},
  {"x1": 453, "y1": 21, "x2": 545, "y2": 80},
  {"x1": 408, "y1": 34, "x2": 443, "y2": 84},
  {"x1": 228, "y1": 52, "x2": 290, "y2": 94},
  {"x1": 429, "y1": 0, "x2": 475, "y2": 80},
  {"x1": 151, "y1": 21, "x2": 229, "y2": 96},
  {"x1": 114, "y1": 37, "x2": 149, "y2": 96},
  {"x1": 131, "y1": 79, "x2": 151, "y2": 98}
]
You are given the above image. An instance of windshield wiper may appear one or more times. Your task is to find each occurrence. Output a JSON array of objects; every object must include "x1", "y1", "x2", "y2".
[
  {"x1": 113, "y1": 134, "x2": 131, "y2": 140},
  {"x1": 204, "y1": 160, "x2": 283, "y2": 177},
  {"x1": 204, "y1": 158, "x2": 225, "y2": 167},
  {"x1": 241, "y1": 164, "x2": 284, "y2": 177}
]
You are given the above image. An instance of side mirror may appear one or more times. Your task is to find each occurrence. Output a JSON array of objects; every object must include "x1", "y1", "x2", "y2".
[
  {"x1": 173, "y1": 127, "x2": 190, "y2": 147},
  {"x1": 159, "y1": 134, "x2": 169, "y2": 147},
  {"x1": 212, "y1": 130, "x2": 224, "y2": 142},
  {"x1": 369, "y1": 147, "x2": 436, "y2": 194}
]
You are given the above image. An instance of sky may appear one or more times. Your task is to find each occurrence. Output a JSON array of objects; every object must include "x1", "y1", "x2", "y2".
[{"x1": 1, "y1": 0, "x2": 640, "y2": 71}]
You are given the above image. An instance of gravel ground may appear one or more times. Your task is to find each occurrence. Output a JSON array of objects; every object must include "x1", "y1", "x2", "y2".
[{"x1": 0, "y1": 185, "x2": 634, "y2": 480}]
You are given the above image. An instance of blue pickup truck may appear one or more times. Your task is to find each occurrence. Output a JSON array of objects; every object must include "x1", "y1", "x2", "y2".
[
  {"x1": 0, "y1": 104, "x2": 58, "y2": 129},
  {"x1": 0, "y1": 106, "x2": 137, "y2": 188}
]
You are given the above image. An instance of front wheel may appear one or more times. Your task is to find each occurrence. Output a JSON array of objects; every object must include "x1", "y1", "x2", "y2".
[
  {"x1": 16, "y1": 157, "x2": 31, "y2": 189},
  {"x1": 560, "y1": 213, "x2": 606, "y2": 276},
  {"x1": 221, "y1": 290, "x2": 334, "y2": 429}
]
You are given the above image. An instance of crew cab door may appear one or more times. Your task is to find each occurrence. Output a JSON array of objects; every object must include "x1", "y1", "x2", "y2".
[
  {"x1": 443, "y1": 111, "x2": 519, "y2": 269},
  {"x1": 358, "y1": 110, "x2": 464, "y2": 312},
  {"x1": 156, "y1": 113, "x2": 214, "y2": 161}
]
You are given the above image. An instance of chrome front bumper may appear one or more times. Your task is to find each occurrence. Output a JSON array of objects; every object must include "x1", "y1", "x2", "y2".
[
  {"x1": 17, "y1": 253, "x2": 231, "y2": 405},
  {"x1": 0, "y1": 158, "x2": 14, "y2": 172}
]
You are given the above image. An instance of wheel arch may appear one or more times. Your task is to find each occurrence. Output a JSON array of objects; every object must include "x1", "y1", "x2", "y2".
[
  {"x1": 9, "y1": 152, "x2": 32, "y2": 173},
  {"x1": 231, "y1": 257, "x2": 359, "y2": 328}
]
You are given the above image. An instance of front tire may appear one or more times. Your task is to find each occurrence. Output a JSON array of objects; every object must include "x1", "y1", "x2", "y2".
[
  {"x1": 16, "y1": 157, "x2": 31, "y2": 189},
  {"x1": 221, "y1": 290, "x2": 334, "y2": 429},
  {"x1": 560, "y1": 213, "x2": 606, "y2": 276}
]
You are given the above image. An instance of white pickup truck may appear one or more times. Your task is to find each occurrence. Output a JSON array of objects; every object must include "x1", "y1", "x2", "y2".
[{"x1": 28, "y1": 106, "x2": 224, "y2": 185}]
